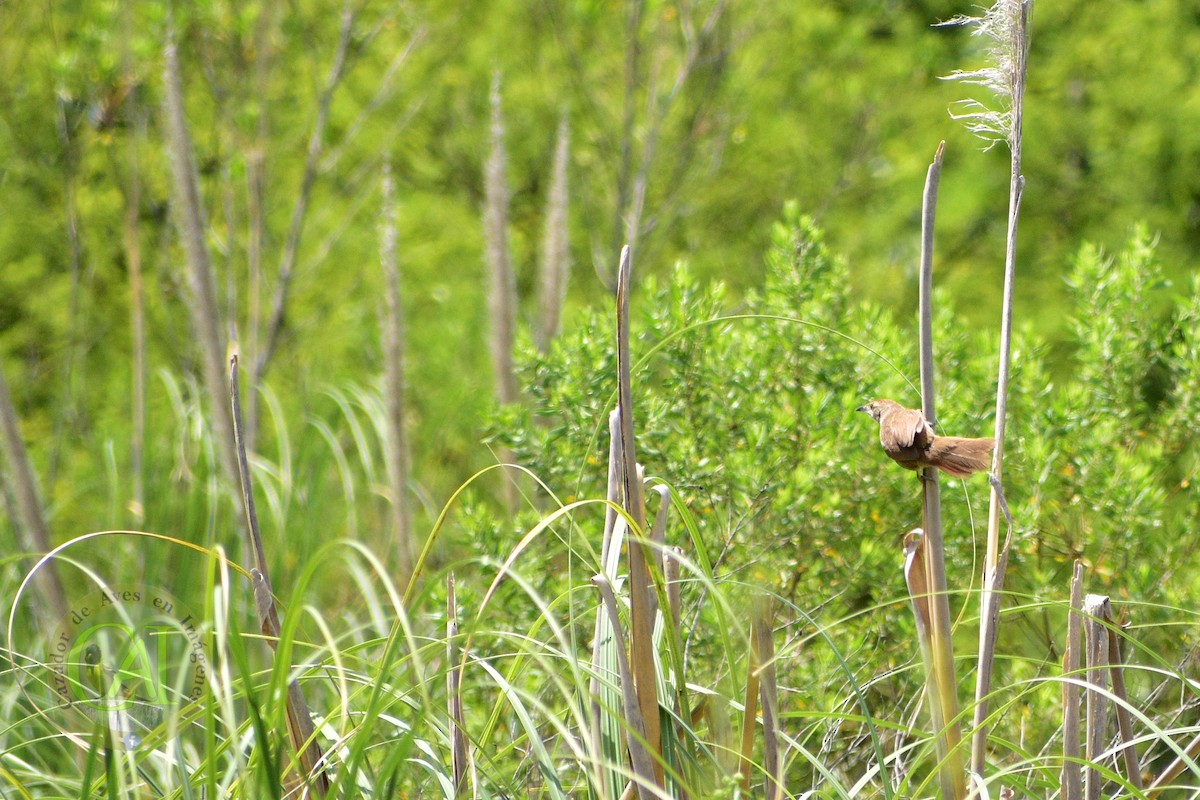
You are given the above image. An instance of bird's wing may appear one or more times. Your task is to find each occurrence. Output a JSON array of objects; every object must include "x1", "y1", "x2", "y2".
[{"x1": 883, "y1": 406, "x2": 932, "y2": 450}]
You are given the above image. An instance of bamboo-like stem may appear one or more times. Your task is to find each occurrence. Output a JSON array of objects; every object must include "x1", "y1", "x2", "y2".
[
  {"x1": 162, "y1": 22, "x2": 243, "y2": 509},
  {"x1": 614, "y1": 245, "x2": 663, "y2": 785},
  {"x1": 916, "y1": 141, "x2": 966, "y2": 800},
  {"x1": 380, "y1": 165, "x2": 414, "y2": 579},
  {"x1": 230, "y1": 356, "x2": 328, "y2": 795},
  {"x1": 976, "y1": 2, "x2": 1030, "y2": 775},
  {"x1": 1105, "y1": 611, "x2": 1143, "y2": 790},
  {"x1": 1062, "y1": 561, "x2": 1084, "y2": 800},
  {"x1": 537, "y1": 113, "x2": 571, "y2": 352},
  {"x1": 1083, "y1": 594, "x2": 1111, "y2": 800},
  {"x1": 256, "y1": 0, "x2": 354, "y2": 384}
]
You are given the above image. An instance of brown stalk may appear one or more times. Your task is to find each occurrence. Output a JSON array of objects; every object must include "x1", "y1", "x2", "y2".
[
  {"x1": 1062, "y1": 561, "x2": 1084, "y2": 800},
  {"x1": 1148, "y1": 732, "x2": 1200, "y2": 796},
  {"x1": 231, "y1": 356, "x2": 328, "y2": 795},
  {"x1": 1083, "y1": 594, "x2": 1111, "y2": 800},
  {"x1": 1104, "y1": 613, "x2": 1142, "y2": 790},
  {"x1": 614, "y1": 245, "x2": 663, "y2": 784}
]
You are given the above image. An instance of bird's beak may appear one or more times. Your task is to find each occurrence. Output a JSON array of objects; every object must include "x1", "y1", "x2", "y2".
[{"x1": 855, "y1": 404, "x2": 867, "y2": 413}]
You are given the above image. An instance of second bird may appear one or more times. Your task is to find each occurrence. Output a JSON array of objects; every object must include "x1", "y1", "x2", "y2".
[{"x1": 857, "y1": 398, "x2": 994, "y2": 479}]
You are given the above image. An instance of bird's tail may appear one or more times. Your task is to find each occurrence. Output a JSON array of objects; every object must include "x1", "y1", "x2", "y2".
[{"x1": 928, "y1": 436, "x2": 994, "y2": 478}]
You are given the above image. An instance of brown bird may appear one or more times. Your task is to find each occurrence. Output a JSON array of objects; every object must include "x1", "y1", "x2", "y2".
[{"x1": 857, "y1": 399, "x2": 994, "y2": 479}]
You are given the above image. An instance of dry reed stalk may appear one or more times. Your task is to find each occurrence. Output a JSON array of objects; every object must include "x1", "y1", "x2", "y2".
[
  {"x1": 589, "y1": 407, "x2": 627, "y2": 800},
  {"x1": 595, "y1": 574, "x2": 658, "y2": 800},
  {"x1": 1104, "y1": 610, "x2": 1143, "y2": 789},
  {"x1": 483, "y1": 72, "x2": 519, "y2": 508},
  {"x1": 755, "y1": 610, "x2": 782, "y2": 800},
  {"x1": 1083, "y1": 594, "x2": 1111, "y2": 800},
  {"x1": 916, "y1": 142, "x2": 966, "y2": 800},
  {"x1": 1062, "y1": 561, "x2": 1084, "y2": 800},
  {"x1": 967, "y1": 4, "x2": 1031, "y2": 778},
  {"x1": 0, "y1": 364, "x2": 68, "y2": 620},
  {"x1": 163, "y1": 23, "x2": 242, "y2": 500},
  {"x1": 537, "y1": 113, "x2": 571, "y2": 352},
  {"x1": 230, "y1": 356, "x2": 328, "y2": 795},
  {"x1": 614, "y1": 245, "x2": 663, "y2": 784},
  {"x1": 738, "y1": 630, "x2": 760, "y2": 794},
  {"x1": 903, "y1": 529, "x2": 958, "y2": 800},
  {"x1": 123, "y1": 109, "x2": 146, "y2": 526},
  {"x1": 484, "y1": 71, "x2": 519, "y2": 408},
  {"x1": 380, "y1": 165, "x2": 414, "y2": 579},
  {"x1": 1148, "y1": 732, "x2": 1200, "y2": 795}
]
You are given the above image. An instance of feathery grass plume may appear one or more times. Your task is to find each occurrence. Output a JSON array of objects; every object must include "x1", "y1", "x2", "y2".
[
  {"x1": 943, "y1": 0, "x2": 1033, "y2": 780},
  {"x1": 380, "y1": 164, "x2": 414, "y2": 579},
  {"x1": 939, "y1": 0, "x2": 1032, "y2": 150},
  {"x1": 537, "y1": 113, "x2": 571, "y2": 352}
]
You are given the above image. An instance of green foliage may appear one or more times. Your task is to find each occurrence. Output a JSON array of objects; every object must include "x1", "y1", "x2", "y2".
[{"x1": 495, "y1": 210, "x2": 1200, "y2": 786}]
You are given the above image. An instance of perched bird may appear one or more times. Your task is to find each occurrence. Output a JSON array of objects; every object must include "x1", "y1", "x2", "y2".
[{"x1": 857, "y1": 399, "x2": 994, "y2": 479}]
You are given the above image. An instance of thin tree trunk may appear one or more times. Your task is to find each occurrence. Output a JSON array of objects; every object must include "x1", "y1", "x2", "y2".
[
  {"x1": 162, "y1": 22, "x2": 243, "y2": 517},
  {"x1": 483, "y1": 72, "x2": 519, "y2": 506},
  {"x1": 380, "y1": 165, "x2": 413, "y2": 579},
  {"x1": 0, "y1": 362, "x2": 68, "y2": 619},
  {"x1": 537, "y1": 114, "x2": 571, "y2": 352}
]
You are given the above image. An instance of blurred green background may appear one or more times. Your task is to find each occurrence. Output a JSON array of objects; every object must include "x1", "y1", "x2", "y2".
[{"x1": 1, "y1": 0, "x2": 1197, "y2": 543}]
